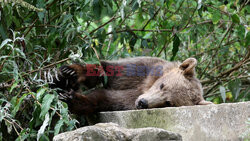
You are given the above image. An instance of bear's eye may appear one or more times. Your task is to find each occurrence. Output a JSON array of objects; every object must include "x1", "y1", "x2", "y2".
[{"x1": 160, "y1": 84, "x2": 164, "y2": 90}]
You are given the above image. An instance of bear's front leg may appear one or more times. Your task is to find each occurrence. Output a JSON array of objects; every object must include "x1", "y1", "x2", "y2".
[
  {"x1": 49, "y1": 65, "x2": 79, "y2": 91},
  {"x1": 51, "y1": 64, "x2": 102, "y2": 91}
]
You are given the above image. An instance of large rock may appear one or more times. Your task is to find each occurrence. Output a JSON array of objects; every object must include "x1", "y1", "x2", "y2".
[
  {"x1": 88, "y1": 102, "x2": 250, "y2": 141},
  {"x1": 53, "y1": 123, "x2": 182, "y2": 141}
]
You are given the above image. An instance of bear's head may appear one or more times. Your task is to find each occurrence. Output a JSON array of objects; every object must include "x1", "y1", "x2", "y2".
[{"x1": 135, "y1": 58, "x2": 212, "y2": 109}]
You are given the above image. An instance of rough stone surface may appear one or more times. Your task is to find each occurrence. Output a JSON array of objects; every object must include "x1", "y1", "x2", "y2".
[
  {"x1": 88, "y1": 102, "x2": 250, "y2": 141},
  {"x1": 53, "y1": 123, "x2": 182, "y2": 141}
]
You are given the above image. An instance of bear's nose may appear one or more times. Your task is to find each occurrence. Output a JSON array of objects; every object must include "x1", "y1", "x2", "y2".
[{"x1": 137, "y1": 98, "x2": 148, "y2": 109}]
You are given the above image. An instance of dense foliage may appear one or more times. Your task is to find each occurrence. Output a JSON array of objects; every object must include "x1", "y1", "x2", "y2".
[{"x1": 0, "y1": 0, "x2": 249, "y2": 140}]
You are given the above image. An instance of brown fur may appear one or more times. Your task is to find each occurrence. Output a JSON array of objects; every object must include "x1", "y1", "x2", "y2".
[{"x1": 52, "y1": 57, "x2": 212, "y2": 115}]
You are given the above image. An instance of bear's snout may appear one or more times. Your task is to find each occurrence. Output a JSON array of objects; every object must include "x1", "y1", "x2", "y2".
[{"x1": 136, "y1": 98, "x2": 148, "y2": 109}]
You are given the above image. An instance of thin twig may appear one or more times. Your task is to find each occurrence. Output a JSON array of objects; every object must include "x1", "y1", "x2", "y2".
[
  {"x1": 26, "y1": 58, "x2": 70, "y2": 75},
  {"x1": 205, "y1": 4, "x2": 230, "y2": 16},
  {"x1": 81, "y1": 16, "x2": 119, "y2": 40},
  {"x1": 157, "y1": 1, "x2": 198, "y2": 56},
  {"x1": 217, "y1": 23, "x2": 234, "y2": 48},
  {"x1": 16, "y1": 25, "x2": 59, "y2": 31},
  {"x1": 204, "y1": 81, "x2": 220, "y2": 96},
  {"x1": 24, "y1": 18, "x2": 38, "y2": 37},
  {"x1": 3, "y1": 118, "x2": 24, "y2": 136},
  {"x1": 201, "y1": 50, "x2": 250, "y2": 85},
  {"x1": 29, "y1": 89, "x2": 62, "y2": 118},
  {"x1": 239, "y1": 0, "x2": 249, "y2": 11},
  {"x1": 23, "y1": 0, "x2": 59, "y2": 37},
  {"x1": 218, "y1": 55, "x2": 250, "y2": 77},
  {"x1": 199, "y1": 23, "x2": 234, "y2": 81},
  {"x1": 103, "y1": 20, "x2": 214, "y2": 37},
  {"x1": 0, "y1": 50, "x2": 13, "y2": 72},
  {"x1": 4, "y1": 58, "x2": 70, "y2": 85},
  {"x1": 142, "y1": 7, "x2": 161, "y2": 30},
  {"x1": 199, "y1": 60, "x2": 212, "y2": 79}
]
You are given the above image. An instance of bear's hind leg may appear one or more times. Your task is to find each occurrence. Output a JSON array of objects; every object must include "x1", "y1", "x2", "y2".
[{"x1": 59, "y1": 90, "x2": 99, "y2": 115}]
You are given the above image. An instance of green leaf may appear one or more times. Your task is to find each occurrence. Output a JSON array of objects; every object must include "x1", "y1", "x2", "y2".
[
  {"x1": 228, "y1": 79, "x2": 241, "y2": 100},
  {"x1": 13, "y1": 62, "x2": 19, "y2": 81},
  {"x1": 36, "y1": 88, "x2": 46, "y2": 100},
  {"x1": 0, "y1": 24, "x2": 8, "y2": 40},
  {"x1": 40, "y1": 94, "x2": 55, "y2": 118},
  {"x1": 149, "y1": 7, "x2": 155, "y2": 18},
  {"x1": 37, "y1": 0, "x2": 45, "y2": 22},
  {"x1": 129, "y1": 37, "x2": 137, "y2": 51},
  {"x1": 38, "y1": 11, "x2": 45, "y2": 22},
  {"x1": 96, "y1": 28, "x2": 106, "y2": 44},
  {"x1": 170, "y1": 35, "x2": 180, "y2": 61},
  {"x1": 231, "y1": 14, "x2": 240, "y2": 24},
  {"x1": 219, "y1": 86, "x2": 226, "y2": 103},
  {"x1": 10, "y1": 81, "x2": 18, "y2": 93},
  {"x1": 10, "y1": 96, "x2": 17, "y2": 108},
  {"x1": 197, "y1": 0, "x2": 202, "y2": 10},
  {"x1": 30, "y1": 105, "x2": 42, "y2": 128},
  {"x1": 15, "y1": 129, "x2": 29, "y2": 141},
  {"x1": 141, "y1": 39, "x2": 148, "y2": 48},
  {"x1": 0, "y1": 38, "x2": 12, "y2": 49},
  {"x1": 143, "y1": 33, "x2": 152, "y2": 39},
  {"x1": 236, "y1": 24, "x2": 245, "y2": 41},
  {"x1": 212, "y1": 11, "x2": 220, "y2": 24},
  {"x1": 12, "y1": 16, "x2": 21, "y2": 28},
  {"x1": 46, "y1": 0, "x2": 54, "y2": 5},
  {"x1": 37, "y1": 113, "x2": 50, "y2": 141},
  {"x1": 243, "y1": 87, "x2": 250, "y2": 101},
  {"x1": 237, "y1": 87, "x2": 250, "y2": 101},
  {"x1": 245, "y1": 31, "x2": 250, "y2": 47},
  {"x1": 132, "y1": 0, "x2": 139, "y2": 12},
  {"x1": 66, "y1": 119, "x2": 78, "y2": 130},
  {"x1": 93, "y1": 0, "x2": 102, "y2": 19},
  {"x1": 54, "y1": 119, "x2": 64, "y2": 135},
  {"x1": 11, "y1": 94, "x2": 28, "y2": 117},
  {"x1": 62, "y1": 14, "x2": 73, "y2": 25},
  {"x1": 84, "y1": 0, "x2": 91, "y2": 5},
  {"x1": 14, "y1": 48, "x2": 26, "y2": 58}
]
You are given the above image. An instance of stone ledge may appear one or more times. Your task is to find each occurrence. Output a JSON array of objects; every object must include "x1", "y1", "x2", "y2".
[
  {"x1": 53, "y1": 123, "x2": 182, "y2": 141},
  {"x1": 88, "y1": 102, "x2": 250, "y2": 141}
]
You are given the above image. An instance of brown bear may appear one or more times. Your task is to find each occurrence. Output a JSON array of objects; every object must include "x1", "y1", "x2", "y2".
[{"x1": 50, "y1": 57, "x2": 212, "y2": 115}]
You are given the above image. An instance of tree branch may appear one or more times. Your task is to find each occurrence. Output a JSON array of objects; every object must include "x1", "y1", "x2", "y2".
[
  {"x1": 81, "y1": 16, "x2": 119, "y2": 40},
  {"x1": 202, "y1": 50, "x2": 250, "y2": 85},
  {"x1": 2, "y1": 58, "x2": 70, "y2": 86},
  {"x1": 142, "y1": 7, "x2": 161, "y2": 30}
]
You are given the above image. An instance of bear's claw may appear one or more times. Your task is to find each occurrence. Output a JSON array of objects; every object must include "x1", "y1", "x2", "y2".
[
  {"x1": 58, "y1": 90, "x2": 74, "y2": 101},
  {"x1": 60, "y1": 66, "x2": 77, "y2": 78}
]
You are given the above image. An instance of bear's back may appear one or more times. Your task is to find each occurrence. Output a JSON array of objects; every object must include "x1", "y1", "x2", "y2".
[{"x1": 100, "y1": 57, "x2": 176, "y2": 90}]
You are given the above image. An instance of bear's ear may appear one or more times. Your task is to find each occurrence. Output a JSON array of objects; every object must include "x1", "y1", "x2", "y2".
[{"x1": 179, "y1": 58, "x2": 197, "y2": 76}]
